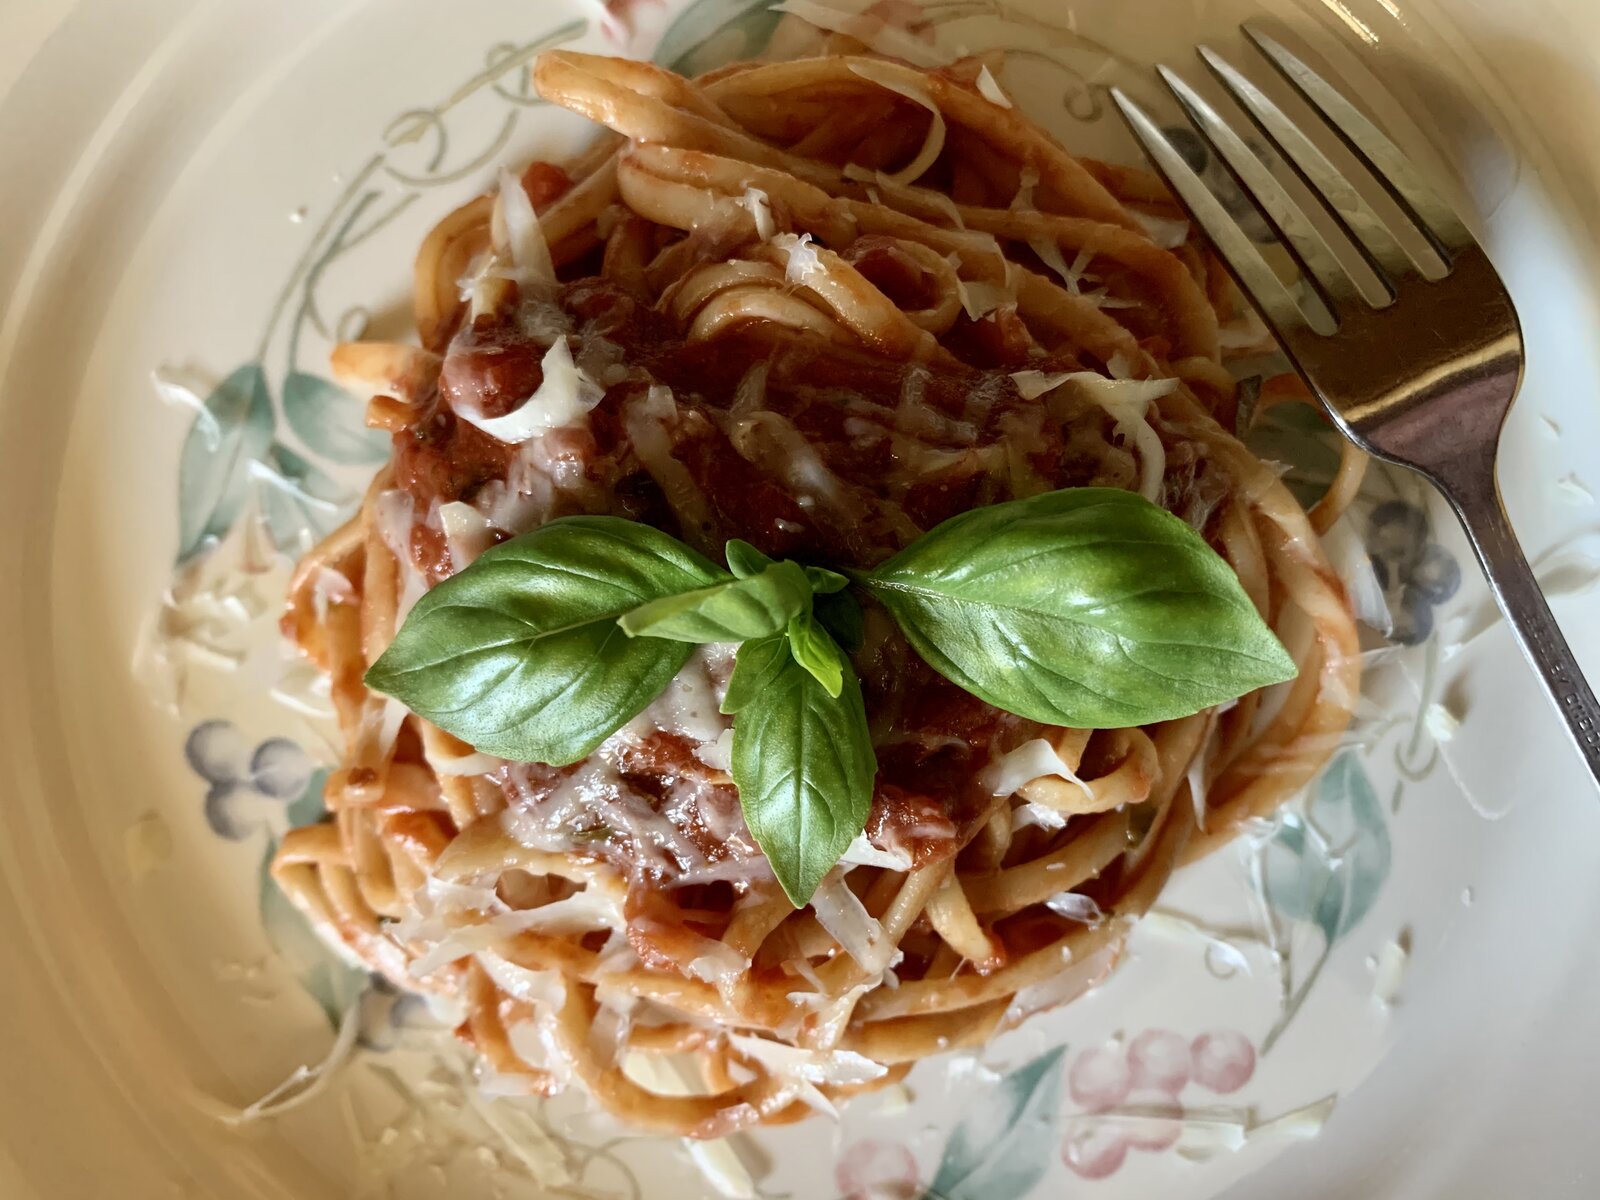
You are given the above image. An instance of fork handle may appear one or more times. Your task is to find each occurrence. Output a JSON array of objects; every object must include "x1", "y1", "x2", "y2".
[{"x1": 1446, "y1": 477, "x2": 1600, "y2": 788}]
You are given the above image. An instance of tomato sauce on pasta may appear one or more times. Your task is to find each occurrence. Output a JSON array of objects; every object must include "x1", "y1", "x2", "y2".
[{"x1": 272, "y1": 38, "x2": 1361, "y2": 1137}]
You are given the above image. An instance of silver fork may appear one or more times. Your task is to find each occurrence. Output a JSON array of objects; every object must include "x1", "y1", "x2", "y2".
[{"x1": 1110, "y1": 25, "x2": 1600, "y2": 788}]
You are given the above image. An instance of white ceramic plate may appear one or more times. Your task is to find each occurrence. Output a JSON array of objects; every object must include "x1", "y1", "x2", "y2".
[{"x1": 3, "y1": 2, "x2": 1599, "y2": 1197}]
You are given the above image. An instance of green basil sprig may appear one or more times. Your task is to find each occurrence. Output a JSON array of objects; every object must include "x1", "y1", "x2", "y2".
[
  {"x1": 365, "y1": 489, "x2": 1297, "y2": 906},
  {"x1": 366, "y1": 516, "x2": 724, "y2": 765},
  {"x1": 722, "y1": 631, "x2": 875, "y2": 905},
  {"x1": 617, "y1": 559, "x2": 812, "y2": 643},
  {"x1": 859, "y1": 488, "x2": 1298, "y2": 727}
]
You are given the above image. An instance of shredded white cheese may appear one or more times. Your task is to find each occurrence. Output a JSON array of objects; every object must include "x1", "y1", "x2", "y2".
[
  {"x1": 975, "y1": 65, "x2": 1012, "y2": 108},
  {"x1": 1424, "y1": 702, "x2": 1460, "y2": 743},
  {"x1": 738, "y1": 186, "x2": 776, "y2": 241},
  {"x1": 1018, "y1": 372, "x2": 1175, "y2": 504},
  {"x1": 956, "y1": 278, "x2": 1012, "y2": 321},
  {"x1": 1031, "y1": 238, "x2": 1079, "y2": 291},
  {"x1": 694, "y1": 727, "x2": 736, "y2": 773},
  {"x1": 373, "y1": 488, "x2": 426, "y2": 628},
  {"x1": 1010, "y1": 369, "x2": 1072, "y2": 400},
  {"x1": 151, "y1": 365, "x2": 221, "y2": 433},
  {"x1": 1322, "y1": 518, "x2": 1393, "y2": 636},
  {"x1": 728, "y1": 1034, "x2": 886, "y2": 1117},
  {"x1": 1372, "y1": 933, "x2": 1409, "y2": 1007},
  {"x1": 1074, "y1": 1104, "x2": 1247, "y2": 1156},
  {"x1": 1131, "y1": 208, "x2": 1192, "y2": 249},
  {"x1": 981, "y1": 738, "x2": 1094, "y2": 798},
  {"x1": 196, "y1": 998, "x2": 363, "y2": 1126},
  {"x1": 771, "y1": 0, "x2": 947, "y2": 68},
  {"x1": 686, "y1": 941, "x2": 753, "y2": 991},
  {"x1": 1114, "y1": 407, "x2": 1166, "y2": 503},
  {"x1": 772, "y1": 232, "x2": 824, "y2": 284},
  {"x1": 1187, "y1": 731, "x2": 1212, "y2": 831},
  {"x1": 811, "y1": 874, "x2": 897, "y2": 974},
  {"x1": 437, "y1": 501, "x2": 495, "y2": 568},
  {"x1": 432, "y1": 749, "x2": 504, "y2": 777},
  {"x1": 846, "y1": 61, "x2": 947, "y2": 187},
  {"x1": 1006, "y1": 939, "x2": 1118, "y2": 1019},
  {"x1": 493, "y1": 167, "x2": 556, "y2": 290},
  {"x1": 1011, "y1": 801, "x2": 1067, "y2": 833},
  {"x1": 458, "y1": 337, "x2": 604, "y2": 444},
  {"x1": 1045, "y1": 891, "x2": 1105, "y2": 925},
  {"x1": 839, "y1": 833, "x2": 914, "y2": 872}
]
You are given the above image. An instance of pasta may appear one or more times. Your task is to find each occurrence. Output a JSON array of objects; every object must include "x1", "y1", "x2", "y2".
[{"x1": 272, "y1": 40, "x2": 1360, "y2": 1138}]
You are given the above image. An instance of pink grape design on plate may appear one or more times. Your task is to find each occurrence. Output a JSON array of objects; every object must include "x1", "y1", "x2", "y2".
[
  {"x1": 1068, "y1": 1043, "x2": 1134, "y2": 1112},
  {"x1": 835, "y1": 1139, "x2": 921, "y2": 1200},
  {"x1": 1190, "y1": 1029, "x2": 1257, "y2": 1094},
  {"x1": 1060, "y1": 1121, "x2": 1129, "y2": 1180},
  {"x1": 1060, "y1": 1028, "x2": 1259, "y2": 1179},
  {"x1": 1127, "y1": 1029, "x2": 1191, "y2": 1094}
]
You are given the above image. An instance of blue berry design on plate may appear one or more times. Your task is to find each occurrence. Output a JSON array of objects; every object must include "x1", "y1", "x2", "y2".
[
  {"x1": 185, "y1": 719, "x2": 323, "y2": 838},
  {"x1": 185, "y1": 719, "x2": 367, "y2": 1027},
  {"x1": 1366, "y1": 500, "x2": 1462, "y2": 644},
  {"x1": 1162, "y1": 126, "x2": 1277, "y2": 242}
]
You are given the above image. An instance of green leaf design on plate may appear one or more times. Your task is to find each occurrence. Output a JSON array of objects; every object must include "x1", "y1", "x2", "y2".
[
  {"x1": 1243, "y1": 399, "x2": 1342, "y2": 510},
  {"x1": 258, "y1": 837, "x2": 365, "y2": 1029},
  {"x1": 925, "y1": 1046, "x2": 1066, "y2": 1200},
  {"x1": 1264, "y1": 750, "x2": 1392, "y2": 942},
  {"x1": 256, "y1": 442, "x2": 356, "y2": 557},
  {"x1": 654, "y1": 0, "x2": 784, "y2": 75},
  {"x1": 282, "y1": 370, "x2": 391, "y2": 465},
  {"x1": 176, "y1": 362, "x2": 274, "y2": 563},
  {"x1": 286, "y1": 767, "x2": 330, "y2": 830},
  {"x1": 1258, "y1": 751, "x2": 1392, "y2": 1052}
]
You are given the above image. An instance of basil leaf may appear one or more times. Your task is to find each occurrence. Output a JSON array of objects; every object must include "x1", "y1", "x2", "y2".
[
  {"x1": 725, "y1": 539, "x2": 846, "y2": 593},
  {"x1": 721, "y1": 634, "x2": 790, "y2": 715},
  {"x1": 862, "y1": 487, "x2": 1298, "y2": 727},
  {"x1": 619, "y1": 560, "x2": 812, "y2": 643},
  {"x1": 366, "y1": 516, "x2": 725, "y2": 764},
  {"x1": 815, "y1": 588, "x2": 864, "y2": 653},
  {"x1": 725, "y1": 539, "x2": 773, "y2": 579},
  {"x1": 732, "y1": 635, "x2": 876, "y2": 906},
  {"x1": 786, "y1": 613, "x2": 844, "y2": 698},
  {"x1": 805, "y1": 566, "x2": 850, "y2": 594}
]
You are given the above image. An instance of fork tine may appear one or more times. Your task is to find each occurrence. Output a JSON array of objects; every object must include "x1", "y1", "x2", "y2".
[
  {"x1": 1243, "y1": 24, "x2": 1474, "y2": 259},
  {"x1": 1196, "y1": 45, "x2": 1421, "y2": 289},
  {"x1": 1108, "y1": 87, "x2": 1323, "y2": 345},
  {"x1": 1155, "y1": 65, "x2": 1367, "y2": 313}
]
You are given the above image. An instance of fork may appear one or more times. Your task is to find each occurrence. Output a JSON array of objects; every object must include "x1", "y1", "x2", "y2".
[{"x1": 1109, "y1": 25, "x2": 1600, "y2": 788}]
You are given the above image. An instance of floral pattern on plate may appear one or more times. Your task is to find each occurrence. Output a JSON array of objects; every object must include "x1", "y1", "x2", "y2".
[{"x1": 164, "y1": 3, "x2": 1472, "y2": 1198}]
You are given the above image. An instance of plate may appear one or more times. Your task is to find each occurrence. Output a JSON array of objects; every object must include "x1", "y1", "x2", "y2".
[{"x1": 2, "y1": 1, "x2": 1599, "y2": 1197}]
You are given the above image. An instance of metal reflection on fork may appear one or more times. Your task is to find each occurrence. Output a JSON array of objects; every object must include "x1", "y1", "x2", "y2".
[{"x1": 1110, "y1": 24, "x2": 1600, "y2": 788}]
